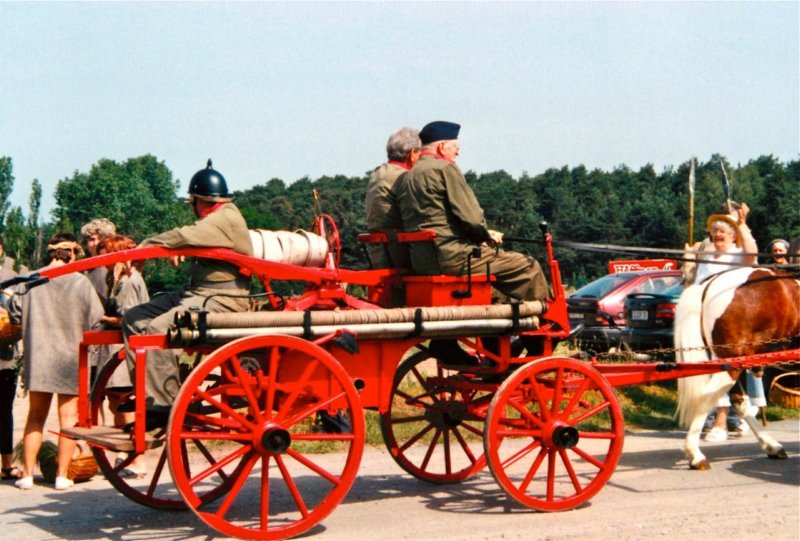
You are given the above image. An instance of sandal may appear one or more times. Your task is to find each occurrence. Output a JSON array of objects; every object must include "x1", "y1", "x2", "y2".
[{"x1": 1, "y1": 466, "x2": 24, "y2": 480}]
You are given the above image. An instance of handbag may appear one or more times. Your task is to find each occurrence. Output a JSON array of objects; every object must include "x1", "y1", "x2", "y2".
[{"x1": 0, "y1": 306, "x2": 21, "y2": 347}]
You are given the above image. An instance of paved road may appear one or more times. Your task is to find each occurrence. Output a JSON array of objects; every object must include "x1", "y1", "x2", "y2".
[{"x1": 3, "y1": 394, "x2": 798, "y2": 541}]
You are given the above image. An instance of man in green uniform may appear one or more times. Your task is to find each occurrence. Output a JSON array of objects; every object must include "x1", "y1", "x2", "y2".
[
  {"x1": 365, "y1": 127, "x2": 421, "y2": 269},
  {"x1": 396, "y1": 121, "x2": 548, "y2": 303},
  {"x1": 121, "y1": 160, "x2": 252, "y2": 429}
]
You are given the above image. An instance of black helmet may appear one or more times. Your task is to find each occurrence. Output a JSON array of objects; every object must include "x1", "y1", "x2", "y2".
[{"x1": 188, "y1": 159, "x2": 230, "y2": 199}]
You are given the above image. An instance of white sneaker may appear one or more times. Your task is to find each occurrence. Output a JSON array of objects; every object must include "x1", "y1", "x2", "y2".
[
  {"x1": 738, "y1": 420, "x2": 751, "y2": 435},
  {"x1": 704, "y1": 427, "x2": 728, "y2": 442},
  {"x1": 54, "y1": 476, "x2": 74, "y2": 490},
  {"x1": 15, "y1": 475, "x2": 33, "y2": 490}
]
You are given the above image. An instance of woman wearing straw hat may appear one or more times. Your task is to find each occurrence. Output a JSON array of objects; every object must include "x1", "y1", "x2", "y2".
[
  {"x1": 690, "y1": 203, "x2": 759, "y2": 443},
  {"x1": 692, "y1": 204, "x2": 757, "y2": 285}
]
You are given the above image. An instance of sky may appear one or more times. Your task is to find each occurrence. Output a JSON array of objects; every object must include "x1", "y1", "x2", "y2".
[{"x1": 1, "y1": 1, "x2": 798, "y2": 219}]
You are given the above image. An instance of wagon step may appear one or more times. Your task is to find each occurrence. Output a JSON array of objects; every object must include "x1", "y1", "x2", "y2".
[{"x1": 61, "y1": 426, "x2": 163, "y2": 452}]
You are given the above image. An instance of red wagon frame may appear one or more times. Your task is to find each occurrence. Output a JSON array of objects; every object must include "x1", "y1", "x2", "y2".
[{"x1": 9, "y1": 221, "x2": 794, "y2": 540}]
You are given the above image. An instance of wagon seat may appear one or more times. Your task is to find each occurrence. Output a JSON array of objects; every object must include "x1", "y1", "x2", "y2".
[{"x1": 357, "y1": 230, "x2": 495, "y2": 309}]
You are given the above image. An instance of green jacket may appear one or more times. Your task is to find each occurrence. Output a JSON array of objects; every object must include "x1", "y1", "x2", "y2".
[
  {"x1": 365, "y1": 162, "x2": 409, "y2": 268},
  {"x1": 366, "y1": 162, "x2": 406, "y2": 232},
  {"x1": 142, "y1": 202, "x2": 252, "y2": 287},
  {"x1": 396, "y1": 154, "x2": 491, "y2": 274}
]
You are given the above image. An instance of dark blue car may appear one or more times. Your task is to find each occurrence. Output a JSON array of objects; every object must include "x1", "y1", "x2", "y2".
[{"x1": 621, "y1": 281, "x2": 684, "y2": 355}]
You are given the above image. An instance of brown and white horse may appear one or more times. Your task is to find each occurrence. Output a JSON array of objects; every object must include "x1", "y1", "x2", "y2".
[{"x1": 674, "y1": 266, "x2": 799, "y2": 469}]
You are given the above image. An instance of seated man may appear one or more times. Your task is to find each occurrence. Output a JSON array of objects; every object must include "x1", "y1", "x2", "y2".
[
  {"x1": 121, "y1": 160, "x2": 253, "y2": 429},
  {"x1": 395, "y1": 121, "x2": 548, "y2": 302},
  {"x1": 365, "y1": 126, "x2": 421, "y2": 269},
  {"x1": 395, "y1": 121, "x2": 549, "y2": 359}
]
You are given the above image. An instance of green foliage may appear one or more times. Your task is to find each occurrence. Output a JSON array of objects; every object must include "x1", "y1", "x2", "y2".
[
  {"x1": 53, "y1": 155, "x2": 190, "y2": 242},
  {"x1": 0, "y1": 157, "x2": 13, "y2": 229},
  {"x1": 1, "y1": 153, "x2": 798, "y2": 292},
  {"x1": 229, "y1": 155, "x2": 799, "y2": 286}
]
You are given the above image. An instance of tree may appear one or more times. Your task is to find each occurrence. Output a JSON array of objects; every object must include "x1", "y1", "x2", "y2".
[
  {"x1": 3, "y1": 207, "x2": 26, "y2": 269},
  {"x1": 53, "y1": 154, "x2": 190, "y2": 242},
  {"x1": 26, "y1": 179, "x2": 45, "y2": 267},
  {"x1": 53, "y1": 155, "x2": 192, "y2": 291},
  {"x1": 0, "y1": 157, "x2": 14, "y2": 229}
]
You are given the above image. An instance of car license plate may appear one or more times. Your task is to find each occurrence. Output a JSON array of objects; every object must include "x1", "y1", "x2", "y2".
[
  {"x1": 569, "y1": 312, "x2": 581, "y2": 320},
  {"x1": 631, "y1": 310, "x2": 649, "y2": 321}
]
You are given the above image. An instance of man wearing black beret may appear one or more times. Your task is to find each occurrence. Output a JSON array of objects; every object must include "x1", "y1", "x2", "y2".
[
  {"x1": 396, "y1": 120, "x2": 548, "y2": 303},
  {"x1": 395, "y1": 121, "x2": 549, "y2": 362}
]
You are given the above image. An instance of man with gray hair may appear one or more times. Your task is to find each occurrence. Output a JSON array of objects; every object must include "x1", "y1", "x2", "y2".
[
  {"x1": 365, "y1": 127, "x2": 421, "y2": 269},
  {"x1": 80, "y1": 218, "x2": 117, "y2": 301}
]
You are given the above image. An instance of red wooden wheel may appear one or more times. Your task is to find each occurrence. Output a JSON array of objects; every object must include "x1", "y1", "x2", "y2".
[
  {"x1": 317, "y1": 213, "x2": 341, "y2": 267},
  {"x1": 380, "y1": 350, "x2": 488, "y2": 484},
  {"x1": 90, "y1": 355, "x2": 229, "y2": 510},
  {"x1": 484, "y1": 357, "x2": 624, "y2": 511},
  {"x1": 167, "y1": 335, "x2": 364, "y2": 540}
]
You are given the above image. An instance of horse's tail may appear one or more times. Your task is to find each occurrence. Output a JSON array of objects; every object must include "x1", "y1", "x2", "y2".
[{"x1": 674, "y1": 283, "x2": 712, "y2": 429}]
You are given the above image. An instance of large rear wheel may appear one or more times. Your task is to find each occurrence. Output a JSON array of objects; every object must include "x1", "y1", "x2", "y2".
[
  {"x1": 168, "y1": 335, "x2": 364, "y2": 540},
  {"x1": 90, "y1": 354, "x2": 230, "y2": 509},
  {"x1": 380, "y1": 350, "x2": 489, "y2": 484}
]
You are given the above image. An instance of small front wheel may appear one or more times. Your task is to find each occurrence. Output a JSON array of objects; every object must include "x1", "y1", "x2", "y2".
[{"x1": 484, "y1": 357, "x2": 624, "y2": 511}]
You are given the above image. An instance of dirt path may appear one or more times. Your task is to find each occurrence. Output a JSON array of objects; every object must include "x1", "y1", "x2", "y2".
[{"x1": 4, "y1": 391, "x2": 798, "y2": 541}]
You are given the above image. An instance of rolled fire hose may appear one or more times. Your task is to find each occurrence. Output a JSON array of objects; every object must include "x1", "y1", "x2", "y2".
[
  {"x1": 249, "y1": 229, "x2": 329, "y2": 267},
  {"x1": 168, "y1": 301, "x2": 544, "y2": 346}
]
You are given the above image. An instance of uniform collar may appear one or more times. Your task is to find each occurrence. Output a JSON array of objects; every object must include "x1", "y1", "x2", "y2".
[
  {"x1": 387, "y1": 160, "x2": 411, "y2": 170},
  {"x1": 419, "y1": 150, "x2": 453, "y2": 164},
  {"x1": 198, "y1": 201, "x2": 227, "y2": 219}
]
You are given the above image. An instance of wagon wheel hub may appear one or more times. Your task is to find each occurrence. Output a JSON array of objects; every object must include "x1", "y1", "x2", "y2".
[
  {"x1": 255, "y1": 424, "x2": 292, "y2": 455},
  {"x1": 550, "y1": 424, "x2": 579, "y2": 449},
  {"x1": 426, "y1": 399, "x2": 467, "y2": 429}
]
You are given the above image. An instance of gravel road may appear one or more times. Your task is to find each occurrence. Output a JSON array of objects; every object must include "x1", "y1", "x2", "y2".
[{"x1": 3, "y1": 395, "x2": 798, "y2": 541}]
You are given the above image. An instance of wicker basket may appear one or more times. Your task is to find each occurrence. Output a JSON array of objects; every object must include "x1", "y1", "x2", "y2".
[
  {"x1": 769, "y1": 372, "x2": 800, "y2": 409},
  {"x1": 35, "y1": 440, "x2": 98, "y2": 483}
]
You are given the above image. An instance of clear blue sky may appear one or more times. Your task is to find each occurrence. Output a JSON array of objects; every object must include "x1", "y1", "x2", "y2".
[{"x1": 1, "y1": 1, "x2": 797, "y2": 219}]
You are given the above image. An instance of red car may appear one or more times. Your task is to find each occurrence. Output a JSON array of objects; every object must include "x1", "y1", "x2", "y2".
[{"x1": 567, "y1": 270, "x2": 682, "y2": 352}]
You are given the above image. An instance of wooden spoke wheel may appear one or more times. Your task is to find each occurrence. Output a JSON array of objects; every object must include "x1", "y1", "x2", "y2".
[
  {"x1": 167, "y1": 335, "x2": 364, "y2": 540},
  {"x1": 484, "y1": 357, "x2": 624, "y2": 511},
  {"x1": 317, "y1": 213, "x2": 341, "y2": 268},
  {"x1": 380, "y1": 350, "x2": 489, "y2": 484},
  {"x1": 90, "y1": 355, "x2": 229, "y2": 510}
]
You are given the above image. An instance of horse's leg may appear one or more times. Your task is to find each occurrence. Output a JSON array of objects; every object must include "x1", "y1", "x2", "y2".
[
  {"x1": 684, "y1": 372, "x2": 735, "y2": 470},
  {"x1": 731, "y1": 395, "x2": 788, "y2": 459}
]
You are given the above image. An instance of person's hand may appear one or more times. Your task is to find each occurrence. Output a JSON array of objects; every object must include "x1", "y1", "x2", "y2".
[
  {"x1": 169, "y1": 255, "x2": 185, "y2": 269},
  {"x1": 736, "y1": 202, "x2": 750, "y2": 224},
  {"x1": 488, "y1": 229, "x2": 504, "y2": 246}
]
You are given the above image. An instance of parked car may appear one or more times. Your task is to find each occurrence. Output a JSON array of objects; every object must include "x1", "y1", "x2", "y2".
[
  {"x1": 621, "y1": 281, "x2": 684, "y2": 355},
  {"x1": 567, "y1": 270, "x2": 682, "y2": 352}
]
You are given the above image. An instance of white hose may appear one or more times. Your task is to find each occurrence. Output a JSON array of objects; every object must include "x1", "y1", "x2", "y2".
[{"x1": 249, "y1": 229, "x2": 329, "y2": 267}]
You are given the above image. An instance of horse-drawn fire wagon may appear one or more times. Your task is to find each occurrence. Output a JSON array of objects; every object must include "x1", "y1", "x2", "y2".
[{"x1": 2, "y1": 212, "x2": 797, "y2": 540}]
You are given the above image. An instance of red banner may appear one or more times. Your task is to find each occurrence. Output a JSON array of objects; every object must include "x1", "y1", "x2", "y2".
[{"x1": 608, "y1": 259, "x2": 677, "y2": 273}]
